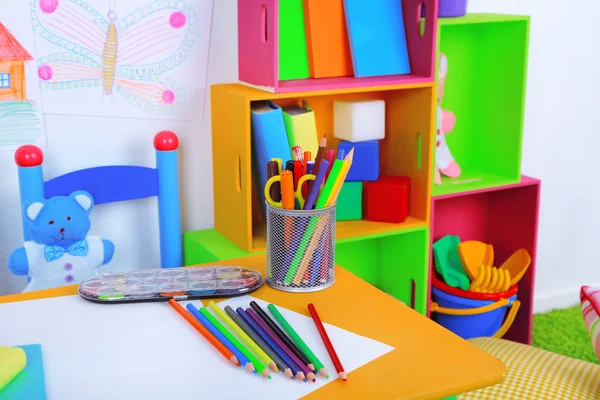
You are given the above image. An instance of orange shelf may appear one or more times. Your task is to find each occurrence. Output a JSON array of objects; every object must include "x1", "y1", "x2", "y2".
[{"x1": 211, "y1": 83, "x2": 435, "y2": 253}]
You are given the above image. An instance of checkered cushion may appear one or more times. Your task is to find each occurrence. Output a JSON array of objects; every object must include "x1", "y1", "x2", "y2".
[
  {"x1": 459, "y1": 337, "x2": 600, "y2": 399},
  {"x1": 581, "y1": 286, "x2": 600, "y2": 362}
]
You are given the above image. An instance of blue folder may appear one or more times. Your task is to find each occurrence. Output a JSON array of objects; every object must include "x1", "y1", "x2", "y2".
[
  {"x1": 0, "y1": 344, "x2": 47, "y2": 400},
  {"x1": 251, "y1": 101, "x2": 292, "y2": 217},
  {"x1": 343, "y1": 0, "x2": 411, "y2": 77}
]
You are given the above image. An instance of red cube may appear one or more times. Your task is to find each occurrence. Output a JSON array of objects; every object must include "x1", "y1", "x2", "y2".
[{"x1": 363, "y1": 176, "x2": 411, "y2": 223}]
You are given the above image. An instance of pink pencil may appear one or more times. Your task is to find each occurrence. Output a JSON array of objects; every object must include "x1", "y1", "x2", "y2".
[{"x1": 324, "y1": 150, "x2": 335, "y2": 181}]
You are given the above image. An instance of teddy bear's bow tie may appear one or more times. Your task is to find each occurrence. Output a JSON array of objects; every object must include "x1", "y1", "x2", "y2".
[{"x1": 44, "y1": 240, "x2": 88, "y2": 262}]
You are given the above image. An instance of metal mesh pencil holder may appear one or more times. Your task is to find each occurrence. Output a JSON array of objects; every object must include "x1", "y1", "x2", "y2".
[{"x1": 265, "y1": 202, "x2": 336, "y2": 292}]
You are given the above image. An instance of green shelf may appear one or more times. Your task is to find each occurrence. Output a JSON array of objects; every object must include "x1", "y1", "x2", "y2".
[{"x1": 433, "y1": 14, "x2": 530, "y2": 196}]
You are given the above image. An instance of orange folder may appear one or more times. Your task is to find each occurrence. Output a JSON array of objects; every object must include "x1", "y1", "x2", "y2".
[{"x1": 303, "y1": 0, "x2": 354, "y2": 79}]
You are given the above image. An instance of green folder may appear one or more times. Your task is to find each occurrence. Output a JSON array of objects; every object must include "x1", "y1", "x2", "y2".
[{"x1": 278, "y1": 0, "x2": 310, "y2": 80}]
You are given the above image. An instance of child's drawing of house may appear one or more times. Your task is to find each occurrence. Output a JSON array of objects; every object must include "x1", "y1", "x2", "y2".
[{"x1": 0, "y1": 22, "x2": 33, "y2": 102}]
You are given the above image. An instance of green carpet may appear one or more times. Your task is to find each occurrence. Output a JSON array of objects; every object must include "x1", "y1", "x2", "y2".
[{"x1": 532, "y1": 305, "x2": 598, "y2": 364}]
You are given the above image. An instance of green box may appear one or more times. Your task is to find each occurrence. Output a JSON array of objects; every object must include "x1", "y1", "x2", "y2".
[
  {"x1": 335, "y1": 227, "x2": 430, "y2": 315},
  {"x1": 184, "y1": 226, "x2": 430, "y2": 315},
  {"x1": 433, "y1": 14, "x2": 530, "y2": 196},
  {"x1": 336, "y1": 182, "x2": 363, "y2": 221},
  {"x1": 183, "y1": 229, "x2": 258, "y2": 266}
]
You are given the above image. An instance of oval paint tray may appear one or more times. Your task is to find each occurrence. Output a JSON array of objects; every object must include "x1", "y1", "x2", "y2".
[{"x1": 78, "y1": 266, "x2": 264, "y2": 304}]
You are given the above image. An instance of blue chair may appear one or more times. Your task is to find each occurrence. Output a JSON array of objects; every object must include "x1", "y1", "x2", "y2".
[{"x1": 13, "y1": 131, "x2": 182, "y2": 269}]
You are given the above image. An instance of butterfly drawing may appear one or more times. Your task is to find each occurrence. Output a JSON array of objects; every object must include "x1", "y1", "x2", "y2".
[{"x1": 29, "y1": 0, "x2": 199, "y2": 113}]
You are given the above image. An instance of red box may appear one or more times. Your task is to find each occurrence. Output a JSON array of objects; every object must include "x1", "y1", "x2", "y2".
[{"x1": 363, "y1": 176, "x2": 411, "y2": 223}]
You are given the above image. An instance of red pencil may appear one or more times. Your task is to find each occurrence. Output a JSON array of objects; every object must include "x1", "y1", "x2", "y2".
[
  {"x1": 307, "y1": 303, "x2": 347, "y2": 381},
  {"x1": 293, "y1": 160, "x2": 303, "y2": 191}
]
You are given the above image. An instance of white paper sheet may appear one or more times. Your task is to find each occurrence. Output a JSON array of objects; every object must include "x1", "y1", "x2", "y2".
[
  {"x1": 0, "y1": 0, "x2": 47, "y2": 151},
  {"x1": 0, "y1": 295, "x2": 394, "y2": 400},
  {"x1": 29, "y1": 0, "x2": 213, "y2": 121}
]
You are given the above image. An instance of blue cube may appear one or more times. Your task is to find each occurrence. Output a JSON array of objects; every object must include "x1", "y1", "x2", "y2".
[{"x1": 338, "y1": 140, "x2": 380, "y2": 181}]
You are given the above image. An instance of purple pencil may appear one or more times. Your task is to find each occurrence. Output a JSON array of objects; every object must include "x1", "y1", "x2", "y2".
[
  {"x1": 247, "y1": 308, "x2": 316, "y2": 381},
  {"x1": 303, "y1": 159, "x2": 330, "y2": 210}
]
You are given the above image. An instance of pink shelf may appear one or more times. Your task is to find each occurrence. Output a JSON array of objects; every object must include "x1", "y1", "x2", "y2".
[
  {"x1": 429, "y1": 176, "x2": 541, "y2": 345},
  {"x1": 238, "y1": 0, "x2": 439, "y2": 93}
]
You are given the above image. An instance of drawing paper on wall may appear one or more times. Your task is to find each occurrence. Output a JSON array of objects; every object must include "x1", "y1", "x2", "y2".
[
  {"x1": 30, "y1": 0, "x2": 214, "y2": 121},
  {"x1": 0, "y1": 1, "x2": 47, "y2": 151}
]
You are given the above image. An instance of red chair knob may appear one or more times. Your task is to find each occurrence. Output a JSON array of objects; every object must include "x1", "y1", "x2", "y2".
[
  {"x1": 154, "y1": 131, "x2": 179, "y2": 151},
  {"x1": 15, "y1": 145, "x2": 43, "y2": 167}
]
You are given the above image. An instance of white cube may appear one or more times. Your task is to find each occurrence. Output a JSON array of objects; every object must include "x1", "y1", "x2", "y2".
[{"x1": 334, "y1": 99, "x2": 385, "y2": 142}]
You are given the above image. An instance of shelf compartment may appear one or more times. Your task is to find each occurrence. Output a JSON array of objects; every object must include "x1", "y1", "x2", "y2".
[
  {"x1": 432, "y1": 14, "x2": 530, "y2": 196},
  {"x1": 429, "y1": 176, "x2": 540, "y2": 344},
  {"x1": 211, "y1": 83, "x2": 435, "y2": 253},
  {"x1": 237, "y1": 0, "x2": 439, "y2": 93}
]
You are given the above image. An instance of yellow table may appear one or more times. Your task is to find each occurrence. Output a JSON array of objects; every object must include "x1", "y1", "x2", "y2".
[{"x1": 0, "y1": 256, "x2": 506, "y2": 399}]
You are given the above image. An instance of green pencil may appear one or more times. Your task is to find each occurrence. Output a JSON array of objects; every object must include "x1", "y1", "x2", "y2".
[
  {"x1": 268, "y1": 304, "x2": 328, "y2": 378},
  {"x1": 199, "y1": 307, "x2": 271, "y2": 379}
]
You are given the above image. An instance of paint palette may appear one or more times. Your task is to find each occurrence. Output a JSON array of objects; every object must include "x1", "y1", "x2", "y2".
[{"x1": 78, "y1": 266, "x2": 264, "y2": 304}]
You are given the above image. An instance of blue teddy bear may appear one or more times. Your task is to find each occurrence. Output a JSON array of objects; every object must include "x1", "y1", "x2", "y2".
[{"x1": 8, "y1": 191, "x2": 115, "y2": 292}]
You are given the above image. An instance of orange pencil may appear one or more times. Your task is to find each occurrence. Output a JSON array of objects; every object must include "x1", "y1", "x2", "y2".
[{"x1": 168, "y1": 299, "x2": 240, "y2": 367}]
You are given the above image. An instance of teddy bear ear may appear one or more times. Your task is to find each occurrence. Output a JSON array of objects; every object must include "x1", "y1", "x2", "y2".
[
  {"x1": 70, "y1": 190, "x2": 94, "y2": 212},
  {"x1": 24, "y1": 198, "x2": 46, "y2": 222}
]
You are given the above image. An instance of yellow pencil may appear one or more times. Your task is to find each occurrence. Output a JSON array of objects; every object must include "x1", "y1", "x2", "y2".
[
  {"x1": 325, "y1": 148, "x2": 354, "y2": 207},
  {"x1": 207, "y1": 301, "x2": 275, "y2": 376}
]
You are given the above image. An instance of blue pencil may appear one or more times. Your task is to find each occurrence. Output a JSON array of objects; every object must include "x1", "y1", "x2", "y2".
[
  {"x1": 236, "y1": 307, "x2": 306, "y2": 381},
  {"x1": 185, "y1": 304, "x2": 254, "y2": 372},
  {"x1": 337, "y1": 149, "x2": 345, "y2": 160}
]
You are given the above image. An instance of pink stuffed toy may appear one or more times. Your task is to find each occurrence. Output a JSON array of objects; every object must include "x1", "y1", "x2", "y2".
[{"x1": 435, "y1": 53, "x2": 461, "y2": 184}]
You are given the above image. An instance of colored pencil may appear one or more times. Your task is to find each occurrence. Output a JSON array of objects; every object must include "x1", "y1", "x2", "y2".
[
  {"x1": 167, "y1": 299, "x2": 240, "y2": 367},
  {"x1": 337, "y1": 149, "x2": 346, "y2": 160},
  {"x1": 268, "y1": 304, "x2": 328, "y2": 378},
  {"x1": 324, "y1": 149, "x2": 335, "y2": 181},
  {"x1": 312, "y1": 136, "x2": 327, "y2": 177},
  {"x1": 326, "y1": 148, "x2": 354, "y2": 207},
  {"x1": 247, "y1": 308, "x2": 316, "y2": 381},
  {"x1": 185, "y1": 305, "x2": 254, "y2": 373},
  {"x1": 198, "y1": 307, "x2": 265, "y2": 375},
  {"x1": 207, "y1": 301, "x2": 271, "y2": 379},
  {"x1": 303, "y1": 159, "x2": 329, "y2": 210},
  {"x1": 224, "y1": 306, "x2": 285, "y2": 375},
  {"x1": 292, "y1": 214, "x2": 329, "y2": 286},
  {"x1": 250, "y1": 301, "x2": 315, "y2": 371},
  {"x1": 307, "y1": 303, "x2": 346, "y2": 381},
  {"x1": 314, "y1": 159, "x2": 344, "y2": 209},
  {"x1": 236, "y1": 307, "x2": 303, "y2": 380}
]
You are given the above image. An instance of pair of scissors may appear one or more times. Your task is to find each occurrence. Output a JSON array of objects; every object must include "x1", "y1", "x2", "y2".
[{"x1": 264, "y1": 171, "x2": 316, "y2": 210}]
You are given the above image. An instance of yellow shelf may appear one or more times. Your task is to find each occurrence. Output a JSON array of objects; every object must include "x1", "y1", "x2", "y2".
[{"x1": 212, "y1": 83, "x2": 436, "y2": 253}]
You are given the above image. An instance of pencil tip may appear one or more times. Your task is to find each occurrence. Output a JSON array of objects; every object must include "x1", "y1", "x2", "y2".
[
  {"x1": 339, "y1": 372, "x2": 347, "y2": 381},
  {"x1": 262, "y1": 370, "x2": 271, "y2": 379},
  {"x1": 246, "y1": 363, "x2": 256, "y2": 373},
  {"x1": 319, "y1": 369, "x2": 328, "y2": 378},
  {"x1": 269, "y1": 362, "x2": 278, "y2": 372}
]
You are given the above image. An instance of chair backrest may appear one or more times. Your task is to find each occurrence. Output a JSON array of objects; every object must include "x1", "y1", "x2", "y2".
[{"x1": 13, "y1": 131, "x2": 182, "y2": 269}]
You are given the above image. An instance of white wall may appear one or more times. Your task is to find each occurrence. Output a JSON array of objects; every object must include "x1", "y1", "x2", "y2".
[{"x1": 1, "y1": 0, "x2": 598, "y2": 314}]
